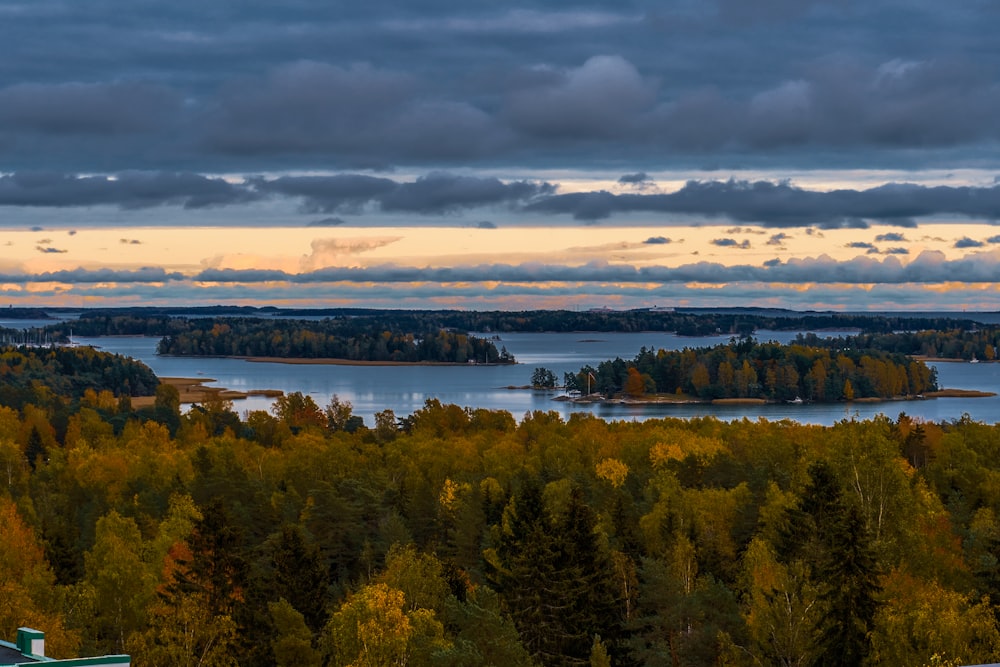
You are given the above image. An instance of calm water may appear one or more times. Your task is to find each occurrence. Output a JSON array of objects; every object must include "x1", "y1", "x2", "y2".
[{"x1": 70, "y1": 331, "x2": 1000, "y2": 427}]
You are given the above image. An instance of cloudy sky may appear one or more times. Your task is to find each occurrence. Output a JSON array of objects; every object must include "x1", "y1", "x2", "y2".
[{"x1": 3, "y1": 0, "x2": 1000, "y2": 311}]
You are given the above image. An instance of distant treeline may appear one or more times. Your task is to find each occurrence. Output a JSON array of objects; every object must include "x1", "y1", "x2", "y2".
[
  {"x1": 0, "y1": 345, "x2": 158, "y2": 410},
  {"x1": 154, "y1": 318, "x2": 514, "y2": 364},
  {"x1": 792, "y1": 329, "x2": 1000, "y2": 362},
  {"x1": 40, "y1": 307, "x2": 982, "y2": 338},
  {"x1": 0, "y1": 307, "x2": 52, "y2": 319},
  {"x1": 568, "y1": 338, "x2": 936, "y2": 401}
]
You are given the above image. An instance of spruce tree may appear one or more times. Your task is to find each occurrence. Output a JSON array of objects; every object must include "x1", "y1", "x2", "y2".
[
  {"x1": 816, "y1": 502, "x2": 880, "y2": 666},
  {"x1": 490, "y1": 481, "x2": 620, "y2": 666}
]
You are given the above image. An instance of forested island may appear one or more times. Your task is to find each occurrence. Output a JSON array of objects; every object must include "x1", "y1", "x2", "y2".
[
  {"x1": 3, "y1": 360, "x2": 1000, "y2": 665},
  {"x1": 37, "y1": 315, "x2": 514, "y2": 365},
  {"x1": 156, "y1": 319, "x2": 513, "y2": 364},
  {"x1": 558, "y1": 337, "x2": 938, "y2": 402}
]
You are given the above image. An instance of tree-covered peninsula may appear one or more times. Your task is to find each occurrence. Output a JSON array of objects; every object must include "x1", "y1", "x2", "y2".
[
  {"x1": 566, "y1": 338, "x2": 937, "y2": 402},
  {"x1": 0, "y1": 345, "x2": 158, "y2": 409}
]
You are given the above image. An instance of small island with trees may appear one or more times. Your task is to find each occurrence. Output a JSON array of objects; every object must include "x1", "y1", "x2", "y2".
[{"x1": 531, "y1": 336, "x2": 965, "y2": 404}]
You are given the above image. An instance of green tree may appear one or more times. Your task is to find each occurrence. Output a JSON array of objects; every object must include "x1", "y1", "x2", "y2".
[
  {"x1": 324, "y1": 394, "x2": 355, "y2": 433},
  {"x1": 270, "y1": 524, "x2": 330, "y2": 634},
  {"x1": 531, "y1": 368, "x2": 558, "y2": 389},
  {"x1": 81, "y1": 511, "x2": 157, "y2": 654},
  {"x1": 273, "y1": 392, "x2": 326, "y2": 433},
  {"x1": 269, "y1": 599, "x2": 322, "y2": 667},
  {"x1": 488, "y1": 482, "x2": 620, "y2": 665}
]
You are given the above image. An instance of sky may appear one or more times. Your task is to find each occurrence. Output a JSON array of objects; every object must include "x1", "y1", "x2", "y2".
[{"x1": 3, "y1": 1, "x2": 1000, "y2": 311}]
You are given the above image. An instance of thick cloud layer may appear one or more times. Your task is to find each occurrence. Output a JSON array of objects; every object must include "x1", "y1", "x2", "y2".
[
  {"x1": 0, "y1": 172, "x2": 256, "y2": 209},
  {"x1": 527, "y1": 179, "x2": 1000, "y2": 225},
  {"x1": 2, "y1": 173, "x2": 1000, "y2": 230},
  {"x1": 0, "y1": 2, "x2": 998, "y2": 171}
]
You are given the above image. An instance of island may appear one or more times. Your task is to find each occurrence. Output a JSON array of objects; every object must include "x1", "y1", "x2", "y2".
[{"x1": 553, "y1": 337, "x2": 950, "y2": 404}]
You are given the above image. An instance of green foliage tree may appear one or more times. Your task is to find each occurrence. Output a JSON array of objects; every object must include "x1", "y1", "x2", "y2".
[
  {"x1": 531, "y1": 368, "x2": 558, "y2": 389},
  {"x1": 81, "y1": 511, "x2": 157, "y2": 654},
  {"x1": 269, "y1": 599, "x2": 322, "y2": 667}
]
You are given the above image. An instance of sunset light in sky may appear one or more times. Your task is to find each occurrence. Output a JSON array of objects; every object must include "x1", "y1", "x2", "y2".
[{"x1": 2, "y1": 2, "x2": 1000, "y2": 310}]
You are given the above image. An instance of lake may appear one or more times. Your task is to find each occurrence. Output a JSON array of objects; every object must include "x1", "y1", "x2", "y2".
[{"x1": 69, "y1": 330, "x2": 1000, "y2": 427}]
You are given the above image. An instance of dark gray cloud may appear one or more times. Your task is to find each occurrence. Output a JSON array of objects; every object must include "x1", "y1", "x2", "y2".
[
  {"x1": 380, "y1": 173, "x2": 554, "y2": 213},
  {"x1": 0, "y1": 170, "x2": 552, "y2": 217},
  {"x1": 255, "y1": 172, "x2": 553, "y2": 214},
  {"x1": 0, "y1": 3, "x2": 995, "y2": 173},
  {"x1": 643, "y1": 236, "x2": 670, "y2": 244},
  {"x1": 712, "y1": 238, "x2": 750, "y2": 248},
  {"x1": 526, "y1": 179, "x2": 1000, "y2": 225},
  {"x1": 0, "y1": 82, "x2": 180, "y2": 136},
  {"x1": 767, "y1": 233, "x2": 790, "y2": 245},
  {"x1": 875, "y1": 232, "x2": 908, "y2": 242},
  {"x1": 476, "y1": 221, "x2": 497, "y2": 229},
  {"x1": 955, "y1": 236, "x2": 985, "y2": 248},
  {"x1": 0, "y1": 267, "x2": 183, "y2": 283},
  {"x1": 36, "y1": 246, "x2": 67, "y2": 254},
  {"x1": 847, "y1": 241, "x2": 875, "y2": 249},
  {"x1": 252, "y1": 174, "x2": 398, "y2": 213},
  {"x1": 0, "y1": 171, "x2": 256, "y2": 209},
  {"x1": 987, "y1": 235, "x2": 1000, "y2": 243},
  {"x1": 883, "y1": 247, "x2": 909, "y2": 255},
  {"x1": 619, "y1": 172, "x2": 650, "y2": 185},
  {"x1": 200, "y1": 61, "x2": 508, "y2": 167}
]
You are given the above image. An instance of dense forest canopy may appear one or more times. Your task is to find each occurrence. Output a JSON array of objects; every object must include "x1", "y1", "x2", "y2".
[
  {"x1": 795, "y1": 329, "x2": 1000, "y2": 362},
  {"x1": 2, "y1": 375, "x2": 1000, "y2": 665},
  {"x1": 0, "y1": 345, "x2": 158, "y2": 411},
  {"x1": 567, "y1": 338, "x2": 937, "y2": 401}
]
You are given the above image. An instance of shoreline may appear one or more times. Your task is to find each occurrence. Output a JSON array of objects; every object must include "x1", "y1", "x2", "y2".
[
  {"x1": 132, "y1": 377, "x2": 284, "y2": 408},
  {"x1": 552, "y1": 388, "x2": 996, "y2": 406},
  {"x1": 243, "y1": 356, "x2": 513, "y2": 366},
  {"x1": 912, "y1": 355, "x2": 996, "y2": 363}
]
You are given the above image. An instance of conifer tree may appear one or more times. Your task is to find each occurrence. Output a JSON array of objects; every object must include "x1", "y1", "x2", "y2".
[{"x1": 489, "y1": 481, "x2": 620, "y2": 666}]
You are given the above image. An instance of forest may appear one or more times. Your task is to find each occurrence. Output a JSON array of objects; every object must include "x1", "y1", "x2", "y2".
[
  {"x1": 2, "y1": 345, "x2": 1000, "y2": 666},
  {"x1": 155, "y1": 320, "x2": 514, "y2": 364},
  {"x1": 794, "y1": 328, "x2": 1000, "y2": 362},
  {"x1": 564, "y1": 338, "x2": 937, "y2": 402},
  {"x1": 0, "y1": 345, "x2": 158, "y2": 411},
  {"x1": 31, "y1": 307, "x2": 983, "y2": 339}
]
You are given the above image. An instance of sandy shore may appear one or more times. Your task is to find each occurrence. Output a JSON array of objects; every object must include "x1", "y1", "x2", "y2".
[
  {"x1": 924, "y1": 388, "x2": 997, "y2": 398},
  {"x1": 244, "y1": 356, "x2": 509, "y2": 366},
  {"x1": 131, "y1": 377, "x2": 284, "y2": 408},
  {"x1": 912, "y1": 355, "x2": 995, "y2": 363}
]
